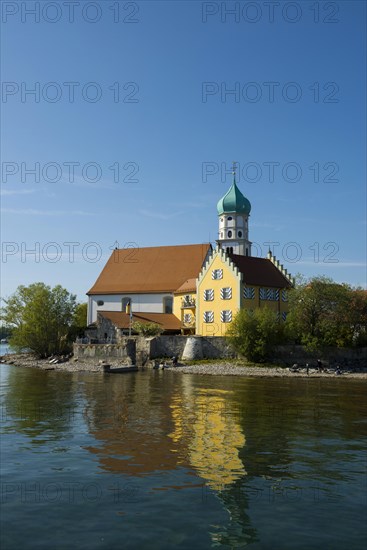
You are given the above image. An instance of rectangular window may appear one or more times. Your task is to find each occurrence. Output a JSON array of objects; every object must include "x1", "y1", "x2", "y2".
[
  {"x1": 243, "y1": 287, "x2": 255, "y2": 299},
  {"x1": 212, "y1": 269, "x2": 223, "y2": 280},
  {"x1": 267, "y1": 288, "x2": 279, "y2": 301},
  {"x1": 184, "y1": 313, "x2": 192, "y2": 324},
  {"x1": 282, "y1": 290, "x2": 288, "y2": 302},
  {"x1": 260, "y1": 288, "x2": 279, "y2": 301},
  {"x1": 203, "y1": 311, "x2": 214, "y2": 323},
  {"x1": 163, "y1": 296, "x2": 173, "y2": 313},
  {"x1": 203, "y1": 289, "x2": 214, "y2": 301},
  {"x1": 220, "y1": 310, "x2": 232, "y2": 323},
  {"x1": 220, "y1": 287, "x2": 232, "y2": 300}
]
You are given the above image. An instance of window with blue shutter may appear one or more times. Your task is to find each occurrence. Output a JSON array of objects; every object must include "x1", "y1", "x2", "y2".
[
  {"x1": 203, "y1": 311, "x2": 214, "y2": 323},
  {"x1": 260, "y1": 288, "x2": 267, "y2": 300},
  {"x1": 220, "y1": 310, "x2": 232, "y2": 323},
  {"x1": 203, "y1": 289, "x2": 214, "y2": 301},
  {"x1": 260, "y1": 288, "x2": 279, "y2": 301},
  {"x1": 244, "y1": 287, "x2": 255, "y2": 299},
  {"x1": 220, "y1": 287, "x2": 232, "y2": 300},
  {"x1": 212, "y1": 269, "x2": 223, "y2": 280}
]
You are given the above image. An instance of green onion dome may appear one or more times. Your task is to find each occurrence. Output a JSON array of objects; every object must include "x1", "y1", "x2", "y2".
[{"x1": 217, "y1": 182, "x2": 251, "y2": 216}]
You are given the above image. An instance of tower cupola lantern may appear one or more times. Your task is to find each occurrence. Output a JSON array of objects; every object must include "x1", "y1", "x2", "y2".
[{"x1": 216, "y1": 162, "x2": 252, "y2": 257}]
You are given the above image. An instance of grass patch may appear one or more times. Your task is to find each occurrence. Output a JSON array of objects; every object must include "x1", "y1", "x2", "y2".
[{"x1": 181, "y1": 358, "x2": 238, "y2": 366}]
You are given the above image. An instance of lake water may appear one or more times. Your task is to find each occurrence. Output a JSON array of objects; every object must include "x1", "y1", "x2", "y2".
[{"x1": 1, "y1": 362, "x2": 366, "y2": 549}]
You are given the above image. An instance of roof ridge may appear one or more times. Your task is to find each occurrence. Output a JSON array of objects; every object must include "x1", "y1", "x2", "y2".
[{"x1": 113, "y1": 242, "x2": 211, "y2": 251}]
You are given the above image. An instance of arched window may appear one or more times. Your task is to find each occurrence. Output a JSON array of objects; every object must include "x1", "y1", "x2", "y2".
[
  {"x1": 163, "y1": 296, "x2": 173, "y2": 314},
  {"x1": 122, "y1": 297, "x2": 131, "y2": 311},
  {"x1": 228, "y1": 230, "x2": 232, "y2": 238},
  {"x1": 238, "y1": 231, "x2": 242, "y2": 238},
  {"x1": 227, "y1": 216, "x2": 232, "y2": 221}
]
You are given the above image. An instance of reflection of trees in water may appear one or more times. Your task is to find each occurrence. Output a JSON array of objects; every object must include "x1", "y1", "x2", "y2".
[
  {"x1": 2, "y1": 367, "x2": 76, "y2": 441},
  {"x1": 235, "y1": 378, "x2": 367, "y2": 483},
  {"x1": 82, "y1": 372, "x2": 190, "y2": 476}
]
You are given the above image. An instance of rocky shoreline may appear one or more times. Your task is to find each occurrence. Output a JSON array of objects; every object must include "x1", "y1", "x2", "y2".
[
  {"x1": 164, "y1": 363, "x2": 367, "y2": 378},
  {"x1": 1, "y1": 353, "x2": 366, "y2": 379}
]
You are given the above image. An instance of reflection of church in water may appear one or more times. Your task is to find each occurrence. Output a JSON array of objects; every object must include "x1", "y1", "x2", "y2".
[{"x1": 83, "y1": 374, "x2": 269, "y2": 546}]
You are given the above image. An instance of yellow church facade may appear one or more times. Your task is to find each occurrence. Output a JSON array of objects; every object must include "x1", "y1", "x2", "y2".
[{"x1": 196, "y1": 247, "x2": 292, "y2": 336}]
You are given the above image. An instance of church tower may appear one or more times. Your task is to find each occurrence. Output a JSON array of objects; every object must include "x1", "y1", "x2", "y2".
[{"x1": 216, "y1": 163, "x2": 252, "y2": 257}]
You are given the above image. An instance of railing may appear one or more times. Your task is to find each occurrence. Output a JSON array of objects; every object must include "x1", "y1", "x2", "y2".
[
  {"x1": 181, "y1": 298, "x2": 196, "y2": 308},
  {"x1": 181, "y1": 320, "x2": 195, "y2": 327}
]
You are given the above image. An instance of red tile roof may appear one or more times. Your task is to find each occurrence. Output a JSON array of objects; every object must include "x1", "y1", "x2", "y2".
[
  {"x1": 174, "y1": 278, "x2": 197, "y2": 294},
  {"x1": 229, "y1": 254, "x2": 292, "y2": 288},
  {"x1": 88, "y1": 244, "x2": 211, "y2": 295},
  {"x1": 98, "y1": 311, "x2": 181, "y2": 331}
]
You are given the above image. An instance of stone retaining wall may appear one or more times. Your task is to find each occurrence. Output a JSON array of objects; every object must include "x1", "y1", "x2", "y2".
[
  {"x1": 73, "y1": 340, "x2": 136, "y2": 363},
  {"x1": 74, "y1": 338, "x2": 366, "y2": 368},
  {"x1": 149, "y1": 336, "x2": 235, "y2": 359}
]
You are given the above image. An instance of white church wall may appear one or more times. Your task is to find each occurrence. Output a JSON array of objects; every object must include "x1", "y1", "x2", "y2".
[{"x1": 88, "y1": 293, "x2": 172, "y2": 324}]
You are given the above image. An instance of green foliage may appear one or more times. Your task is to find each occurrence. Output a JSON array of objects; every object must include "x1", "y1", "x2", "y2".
[
  {"x1": 285, "y1": 276, "x2": 367, "y2": 351},
  {"x1": 69, "y1": 303, "x2": 88, "y2": 340},
  {"x1": 0, "y1": 283, "x2": 79, "y2": 357},
  {"x1": 227, "y1": 307, "x2": 284, "y2": 363},
  {"x1": 132, "y1": 321, "x2": 163, "y2": 336}
]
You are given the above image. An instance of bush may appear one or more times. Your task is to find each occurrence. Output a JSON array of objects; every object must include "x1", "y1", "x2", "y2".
[
  {"x1": 132, "y1": 321, "x2": 163, "y2": 336},
  {"x1": 285, "y1": 276, "x2": 367, "y2": 351},
  {"x1": 227, "y1": 307, "x2": 284, "y2": 363}
]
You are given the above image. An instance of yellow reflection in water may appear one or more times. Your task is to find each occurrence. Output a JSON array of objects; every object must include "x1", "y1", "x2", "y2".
[{"x1": 169, "y1": 384, "x2": 246, "y2": 490}]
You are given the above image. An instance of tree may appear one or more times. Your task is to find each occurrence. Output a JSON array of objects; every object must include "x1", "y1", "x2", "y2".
[
  {"x1": 285, "y1": 276, "x2": 367, "y2": 351},
  {"x1": 1, "y1": 283, "x2": 78, "y2": 357},
  {"x1": 132, "y1": 321, "x2": 163, "y2": 337},
  {"x1": 69, "y1": 303, "x2": 88, "y2": 339},
  {"x1": 227, "y1": 307, "x2": 284, "y2": 363}
]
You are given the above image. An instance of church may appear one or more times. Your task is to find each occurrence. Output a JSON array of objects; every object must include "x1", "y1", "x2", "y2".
[{"x1": 87, "y1": 168, "x2": 294, "y2": 337}]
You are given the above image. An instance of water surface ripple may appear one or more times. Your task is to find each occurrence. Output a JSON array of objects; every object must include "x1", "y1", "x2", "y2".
[{"x1": 1, "y1": 365, "x2": 366, "y2": 549}]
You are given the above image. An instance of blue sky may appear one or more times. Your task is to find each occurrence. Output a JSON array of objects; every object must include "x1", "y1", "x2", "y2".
[{"x1": 1, "y1": 0, "x2": 366, "y2": 301}]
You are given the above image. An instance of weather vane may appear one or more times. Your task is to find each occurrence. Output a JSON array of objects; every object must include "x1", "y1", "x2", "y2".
[{"x1": 232, "y1": 161, "x2": 237, "y2": 179}]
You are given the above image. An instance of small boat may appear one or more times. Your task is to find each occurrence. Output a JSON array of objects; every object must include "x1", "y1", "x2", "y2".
[{"x1": 102, "y1": 364, "x2": 138, "y2": 374}]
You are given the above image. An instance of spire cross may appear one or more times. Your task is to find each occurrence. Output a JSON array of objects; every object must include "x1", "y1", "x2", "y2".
[{"x1": 232, "y1": 161, "x2": 237, "y2": 183}]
